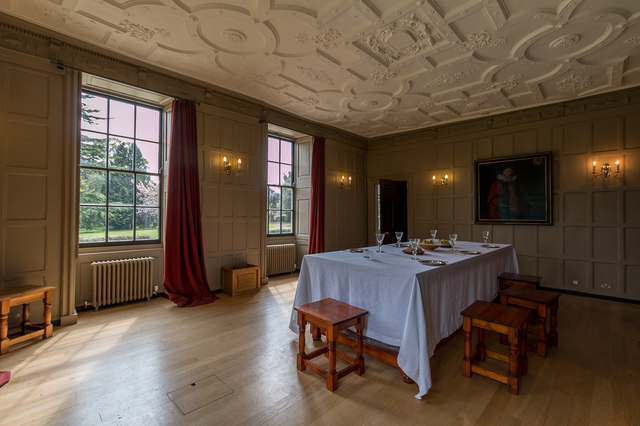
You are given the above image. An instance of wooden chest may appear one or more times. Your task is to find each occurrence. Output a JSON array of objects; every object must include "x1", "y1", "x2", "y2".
[{"x1": 222, "y1": 264, "x2": 260, "y2": 296}]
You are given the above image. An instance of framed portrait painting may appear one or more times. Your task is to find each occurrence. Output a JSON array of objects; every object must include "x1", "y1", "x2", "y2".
[{"x1": 475, "y1": 152, "x2": 552, "y2": 225}]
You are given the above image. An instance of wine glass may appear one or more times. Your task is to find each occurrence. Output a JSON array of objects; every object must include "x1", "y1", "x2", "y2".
[
  {"x1": 482, "y1": 230, "x2": 490, "y2": 245},
  {"x1": 375, "y1": 232, "x2": 385, "y2": 252},
  {"x1": 448, "y1": 233, "x2": 458, "y2": 253},
  {"x1": 395, "y1": 231, "x2": 403, "y2": 247},
  {"x1": 430, "y1": 229, "x2": 437, "y2": 242},
  {"x1": 409, "y1": 238, "x2": 420, "y2": 260}
]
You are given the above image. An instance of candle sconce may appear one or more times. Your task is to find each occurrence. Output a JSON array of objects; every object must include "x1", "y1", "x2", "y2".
[
  {"x1": 338, "y1": 175, "x2": 352, "y2": 188},
  {"x1": 592, "y1": 160, "x2": 620, "y2": 179},
  {"x1": 432, "y1": 174, "x2": 449, "y2": 188},
  {"x1": 222, "y1": 155, "x2": 242, "y2": 175}
]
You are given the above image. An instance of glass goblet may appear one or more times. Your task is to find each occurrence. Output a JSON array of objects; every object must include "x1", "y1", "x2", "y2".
[
  {"x1": 409, "y1": 238, "x2": 420, "y2": 260},
  {"x1": 448, "y1": 233, "x2": 458, "y2": 253},
  {"x1": 395, "y1": 231, "x2": 403, "y2": 247},
  {"x1": 375, "y1": 233, "x2": 385, "y2": 252},
  {"x1": 482, "y1": 230, "x2": 490, "y2": 244},
  {"x1": 430, "y1": 229, "x2": 437, "y2": 241}
]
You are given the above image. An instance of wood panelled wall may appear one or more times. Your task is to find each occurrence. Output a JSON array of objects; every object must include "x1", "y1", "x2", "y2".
[{"x1": 368, "y1": 92, "x2": 640, "y2": 301}]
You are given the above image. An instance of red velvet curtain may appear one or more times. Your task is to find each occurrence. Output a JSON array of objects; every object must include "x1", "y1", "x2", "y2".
[
  {"x1": 308, "y1": 136, "x2": 325, "y2": 254},
  {"x1": 163, "y1": 100, "x2": 217, "y2": 307}
]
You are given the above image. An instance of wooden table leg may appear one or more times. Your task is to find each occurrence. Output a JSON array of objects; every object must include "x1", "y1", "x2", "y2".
[
  {"x1": 507, "y1": 328, "x2": 520, "y2": 395},
  {"x1": 0, "y1": 300, "x2": 9, "y2": 355},
  {"x1": 43, "y1": 290, "x2": 53, "y2": 339},
  {"x1": 296, "y1": 313, "x2": 306, "y2": 371},
  {"x1": 537, "y1": 304, "x2": 548, "y2": 357},
  {"x1": 326, "y1": 325, "x2": 338, "y2": 391},
  {"x1": 462, "y1": 316, "x2": 472, "y2": 378},
  {"x1": 549, "y1": 302, "x2": 558, "y2": 347},
  {"x1": 355, "y1": 317, "x2": 365, "y2": 376}
]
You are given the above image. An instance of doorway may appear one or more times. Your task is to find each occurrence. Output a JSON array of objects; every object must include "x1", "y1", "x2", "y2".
[{"x1": 376, "y1": 179, "x2": 408, "y2": 245}]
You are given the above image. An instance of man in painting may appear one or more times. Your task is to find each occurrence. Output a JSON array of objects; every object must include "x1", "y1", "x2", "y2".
[{"x1": 487, "y1": 167, "x2": 528, "y2": 219}]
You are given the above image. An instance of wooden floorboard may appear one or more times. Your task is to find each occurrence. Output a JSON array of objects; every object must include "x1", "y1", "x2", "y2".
[{"x1": 0, "y1": 274, "x2": 638, "y2": 425}]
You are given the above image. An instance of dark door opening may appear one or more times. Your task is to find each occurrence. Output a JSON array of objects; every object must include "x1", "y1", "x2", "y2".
[{"x1": 376, "y1": 179, "x2": 408, "y2": 245}]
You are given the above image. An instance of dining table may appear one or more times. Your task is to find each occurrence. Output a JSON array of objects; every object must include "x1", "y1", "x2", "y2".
[{"x1": 288, "y1": 240, "x2": 519, "y2": 399}]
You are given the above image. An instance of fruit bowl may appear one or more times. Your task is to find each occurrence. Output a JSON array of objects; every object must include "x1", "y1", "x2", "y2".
[{"x1": 418, "y1": 239, "x2": 440, "y2": 251}]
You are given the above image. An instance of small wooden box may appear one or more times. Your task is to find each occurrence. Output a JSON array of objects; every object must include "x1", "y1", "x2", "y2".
[
  {"x1": 498, "y1": 272, "x2": 541, "y2": 290},
  {"x1": 222, "y1": 264, "x2": 260, "y2": 296}
]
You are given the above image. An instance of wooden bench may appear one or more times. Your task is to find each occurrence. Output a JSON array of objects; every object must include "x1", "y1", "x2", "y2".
[
  {"x1": 461, "y1": 300, "x2": 530, "y2": 394},
  {"x1": 498, "y1": 272, "x2": 541, "y2": 290},
  {"x1": 500, "y1": 286, "x2": 560, "y2": 357},
  {"x1": 295, "y1": 298, "x2": 368, "y2": 391},
  {"x1": 0, "y1": 285, "x2": 56, "y2": 355}
]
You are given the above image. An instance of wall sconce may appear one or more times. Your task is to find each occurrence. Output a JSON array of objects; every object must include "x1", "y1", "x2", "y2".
[
  {"x1": 432, "y1": 174, "x2": 449, "y2": 188},
  {"x1": 339, "y1": 175, "x2": 352, "y2": 188},
  {"x1": 592, "y1": 160, "x2": 620, "y2": 179},
  {"x1": 222, "y1": 156, "x2": 243, "y2": 175}
]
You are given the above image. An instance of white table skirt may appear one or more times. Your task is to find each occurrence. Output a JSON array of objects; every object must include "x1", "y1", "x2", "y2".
[{"x1": 289, "y1": 241, "x2": 519, "y2": 399}]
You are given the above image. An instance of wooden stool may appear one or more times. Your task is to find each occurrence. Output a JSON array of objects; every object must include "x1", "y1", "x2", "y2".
[
  {"x1": 295, "y1": 298, "x2": 368, "y2": 391},
  {"x1": 1, "y1": 285, "x2": 56, "y2": 355},
  {"x1": 498, "y1": 272, "x2": 541, "y2": 290},
  {"x1": 461, "y1": 300, "x2": 530, "y2": 394},
  {"x1": 500, "y1": 286, "x2": 559, "y2": 357}
]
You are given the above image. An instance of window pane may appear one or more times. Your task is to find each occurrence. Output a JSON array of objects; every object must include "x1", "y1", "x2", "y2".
[
  {"x1": 108, "y1": 137, "x2": 134, "y2": 170},
  {"x1": 282, "y1": 187, "x2": 293, "y2": 210},
  {"x1": 136, "y1": 106, "x2": 160, "y2": 142},
  {"x1": 109, "y1": 171, "x2": 134, "y2": 205},
  {"x1": 268, "y1": 211, "x2": 281, "y2": 234},
  {"x1": 80, "y1": 131, "x2": 107, "y2": 168},
  {"x1": 268, "y1": 137, "x2": 279, "y2": 162},
  {"x1": 80, "y1": 169, "x2": 106, "y2": 204},
  {"x1": 108, "y1": 207, "x2": 134, "y2": 241},
  {"x1": 281, "y1": 164, "x2": 292, "y2": 185},
  {"x1": 81, "y1": 94, "x2": 107, "y2": 132},
  {"x1": 136, "y1": 175, "x2": 160, "y2": 207},
  {"x1": 282, "y1": 211, "x2": 292, "y2": 233},
  {"x1": 267, "y1": 162, "x2": 280, "y2": 185},
  {"x1": 109, "y1": 99, "x2": 135, "y2": 137},
  {"x1": 136, "y1": 208, "x2": 159, "y2": 240},
  {"x1": 281, "y1": 140, "x2": 292, "y2": 164},
  {"x1": 268, "y1": 186, "x2": 281, "y2": 209},
  {"x1": 135, "y1": 141, "x2": 159, "y2": 173},
  {"x1": 79, "y1": 206, "x2": 105, "y2": 243}
]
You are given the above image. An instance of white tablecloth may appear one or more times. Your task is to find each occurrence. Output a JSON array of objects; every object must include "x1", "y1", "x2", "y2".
[{"x1": 289, "y1": 241, "x2": 519, "y2": 399}]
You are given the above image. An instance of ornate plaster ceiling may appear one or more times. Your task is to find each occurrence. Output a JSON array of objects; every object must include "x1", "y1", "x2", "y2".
[{"x1": 2, "y1": 0, "x2": 640, "y2": 137}]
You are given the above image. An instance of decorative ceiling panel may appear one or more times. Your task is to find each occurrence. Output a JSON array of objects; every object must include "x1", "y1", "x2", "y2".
[{"x1": 1, "y1": 0, "x2": 639, "y2": 137}]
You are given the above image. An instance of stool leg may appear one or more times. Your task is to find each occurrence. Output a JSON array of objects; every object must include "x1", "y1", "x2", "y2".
[
  {"x1": 22, "y1": 303, "x2": 30, "y2": 335},
  {"x1": 476, "y1": 328, "x2": 486, "y2": 361},
  {"x1": 507, "y1": 328, "x2": 520, "y2": 395},
  {"x1": 499, "y1": 294, "x2": 508, "y2": 345},
  {"x1": 519, "y1": 324, "x2": 528, "y2": 376},
  {"x1": 549, "y1": 302, "x2": 558, "y2": 347},
  {"x1": 43, "y1": 290, "x2": 53, "y2": 339},
  {"x1": 310, "y1": 323, "x2": 322, "y2": 341},
  {"x1": 1, "y1": 300, "x2": 9, "y2": 355},
  {"x1": 326, "y1": 325, "x2": 338, "y2": 391},
  {"x1": 537, "y1": 305, "x2": 548, "y2": 357},
  {"x1": 296, "y1": 313, "x2": 307, "y2": 371},
  {"x1": 355, "y1": 317, "x2": 365, "y2": 376},
  {"x1": 462, "y1": 316, "x2": 472, "y2": 378}
]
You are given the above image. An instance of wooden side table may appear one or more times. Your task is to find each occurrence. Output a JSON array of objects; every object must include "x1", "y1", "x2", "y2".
[
  {"x1": 0, "y1": 285, "x2": 56, "y2": 355},
  {"x1": 295, "y1": 298, "x2": 368, "y2": 391},
  {"x1": 498, "y1": 272, "x2": 541, "y2": 290},
  {"x1": 461, "y1": 300, "x2": 530, "y2": 394},
  {"x1": 500, "y1": 286, "x2": 560, "y2": 357}
]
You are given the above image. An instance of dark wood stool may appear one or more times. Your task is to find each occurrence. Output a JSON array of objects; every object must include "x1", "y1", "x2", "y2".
[
  {"x1": 499, "y1": 286, "x2": 559, "y2": 357},
  {"x1": 295, "y1": 298, "x2": 368, "y2": 391},
  {"x1": 498, "y1": 272, "x2": 541, "y2": 290},
  {"x1": 1, "y1": 285, "x2": 56, "y2": 355},
  {"x1": 461, "y1": 300, "x2": 530, "y2": 394}
]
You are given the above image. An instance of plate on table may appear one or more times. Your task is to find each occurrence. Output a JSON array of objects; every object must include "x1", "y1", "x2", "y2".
[
  {"x1": 481, "y1": 244, "x2": 499, "y2": 248},
  {"x1": 460, "y1": 250, "x2": 481, "y2": 255},
  {"x1": 398, "y1": 243, "x2": 411, "y2": 248},
  {"x1": 419, "y1": 259, "x2": 447, "y2": 266},
  {"x1": 349, "y1": 248, "x2": 363, "y2": 253}
]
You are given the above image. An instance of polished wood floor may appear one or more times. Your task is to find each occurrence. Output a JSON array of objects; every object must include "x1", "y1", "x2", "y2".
[{"x1": 1, "y1": 274, "x2": 638, "y2": 425}]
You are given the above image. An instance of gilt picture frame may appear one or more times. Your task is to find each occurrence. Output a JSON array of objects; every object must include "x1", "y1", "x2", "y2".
[{"x1": 475, "y1": 152, "x2": 552, "y2": 225}]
